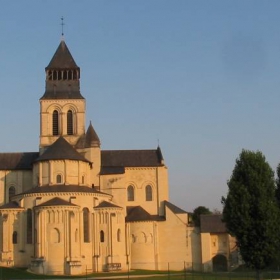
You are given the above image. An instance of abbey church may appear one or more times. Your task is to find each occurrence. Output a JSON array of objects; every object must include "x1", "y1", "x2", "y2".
[{"x1": 0, "y1": 39, "x2": 236, "y2": 275}]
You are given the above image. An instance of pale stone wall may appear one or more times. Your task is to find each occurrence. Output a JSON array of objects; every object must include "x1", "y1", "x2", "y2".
[
  {"x1": 100, "y1": 166, "x2": 169, "y2": 215},
  {"x1": 7, "y1": 191, "x2": 128, "y2": 274},
  {"x1": 40, "y1": 99, "x2": 86, "y2": 149},
  {"x1": 157, "y1": 207, "x2": 188, "y2": 270},
  {"x1": 83, "y1": 147, "x2": 101, "y2": 187},
  {"x1": 0, "y1": 170, "x2": 33, "y2": 205},
  {"x1": 201, "y1": 232, "x2": 234, "y2": 272},
  {"x1": 35, "y1": 160, "x2": 91, "y2": 187},
  {"x1": 188, "y1": 227, "x2": 202, "y2": 271},
  {"x1": 201, "y1": 232, "x2": 212, "y2": 271},
  {"x1": 129, "y1": 221, "x2": 157, "y2": 270}
]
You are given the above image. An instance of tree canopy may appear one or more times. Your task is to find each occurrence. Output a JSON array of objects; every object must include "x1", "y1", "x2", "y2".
[
  {"x1": 222, "y1": 150, "x2": 280, "y2": 271},
  {"x1": 192, "y1": 206, "x2": 212, "y2": 227}
]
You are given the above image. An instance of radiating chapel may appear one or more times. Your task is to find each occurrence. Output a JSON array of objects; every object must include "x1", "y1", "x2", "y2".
[{"x1": 0, "y1": 39, "x2": 197, "y2": 275}]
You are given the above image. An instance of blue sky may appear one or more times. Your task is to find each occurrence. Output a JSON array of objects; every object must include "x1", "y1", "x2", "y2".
[{"x1": 1, "y1": 0, "x2": 280, "y2": 212}]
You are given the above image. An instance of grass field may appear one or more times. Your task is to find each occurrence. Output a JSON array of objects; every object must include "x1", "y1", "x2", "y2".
[{"x1": 0, "y1": 267, "x2": 279, "y2": 280}]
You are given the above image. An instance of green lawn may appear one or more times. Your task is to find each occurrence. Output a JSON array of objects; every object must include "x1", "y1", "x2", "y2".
[{"x1": 0, "y1": 267, "x2": 279, "y2": 280}]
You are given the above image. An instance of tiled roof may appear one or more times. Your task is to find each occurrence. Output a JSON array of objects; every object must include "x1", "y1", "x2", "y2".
[
  {"x1": 41, "y1": 40, "x2": 84, "y2": 100},
  {"x1": 101, "y1": 148, "x2": 164, "y2": 168},
  {"x1": 19, "y1": 185, "x2": 105, "y2": 195},
  {"x1": 0, "y1": 201, "x2": 23, "y2": 209},
  {"x1": 41, "y1": 88, "x2": 84, "y2": 100},
  {"x1": 36, "y1": 197, "x2": 78, "y2": 207},
  {"x1": 126, "y1": 206, "x2": 165, "y2": 222},
  {"x1": 0, "y1": 152, "x2": 39, "y2": 170},
  {"x1": 200, "y1": 214, "x2": 227, "y2": 233},
  {"x1": 36, "y1": 137, "x2": 90, "y2": 163},
  {"x1": 165, "y1": 201, "x2": 187, "y2": 214},
  {"x1": 95, "y1": 201, "x2": 122, "y2": 209},
  {"x1": 76, "y1": 122, "x2": 100, "y2": 149},
  {"x1": 46, "y1": 40, "x2": 79, "y2": 69},
  {"x1": 100, "y1": 166, "x2": 125, "y2": 175}
]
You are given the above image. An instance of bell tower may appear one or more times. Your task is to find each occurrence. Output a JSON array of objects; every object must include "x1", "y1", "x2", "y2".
[{"x1": 39, "y1": 39, "x2": 86, "y2": 151}]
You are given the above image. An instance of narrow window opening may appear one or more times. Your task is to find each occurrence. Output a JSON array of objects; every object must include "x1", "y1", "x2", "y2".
[
  {"x1": 145, "y1": 185, "x2": 153, "y2": 201},
  {"x1": 100, "y1": 230, "x2": 105, "y2": 242},
  {"x1": 67, "y1": 110, "x2": 73, "y2": 135},
  {"x1": 83, "y1": 208, "x2": 90, "y2": 243},
  {"x1": 53, "y1": 71, "x2": 57, "y2": 80},
  {"x1": 9, "y1": 186, "x2": 16, "y2": 201},
  {"x1": 57, "y1": 71, "x2": 62, "y2": 80},
  {"x1": 56, "y1": 174, "x2": 62, "y2": 184},
  {"x1": 117, "y1": 229, "x2": 121, "y2": 242},
  {"x1": 127, "y1": 185, "x2": 134, "y2": 201},
  {"x1": 12, "y1": 231, "x2": 18, "y2": 244},
  {"x1": 53, "y1": 110, "x2": 59, "y2": 135}
]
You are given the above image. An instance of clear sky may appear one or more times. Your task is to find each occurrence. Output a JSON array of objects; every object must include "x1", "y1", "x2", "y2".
[{"x1": 1, "y1": 0, "x2": 280, "y2": 212}]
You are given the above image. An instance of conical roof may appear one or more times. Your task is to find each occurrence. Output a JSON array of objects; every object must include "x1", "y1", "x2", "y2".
[
  {"x1": 46, "y1": 40, "x2": 79, "y2": 70},
  {"x1": 36, "y1": 137, "x2": 90, "y2": 163},
  {"x1": 76, "y1": 122, "x2": 100, "y2": 148},
  {"x1": 85, "y1": 122, "x2": 100, "y2": 147}
]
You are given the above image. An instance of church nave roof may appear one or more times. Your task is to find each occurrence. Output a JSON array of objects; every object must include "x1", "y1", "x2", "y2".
[{"x1": 0, "y1": 152, "x2": 39, "y2": 170}]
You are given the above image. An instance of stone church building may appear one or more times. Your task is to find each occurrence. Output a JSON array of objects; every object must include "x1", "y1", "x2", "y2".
[
  {"x1": 0, "y1": 39, "x2": 237, "y2": 275},
  {"x1": 0, "y1": 39, "x2": 195, "y2": 275}
]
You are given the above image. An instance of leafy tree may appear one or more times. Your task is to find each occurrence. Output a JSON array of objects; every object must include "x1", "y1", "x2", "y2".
[
  {"x1": 276, "y1": 164, "x2": 280, "y2": 206},
  {"x1": 192, "y1": 206, "x2": 212, "y2": 227},
  {"x1": 222, "y1": 150, "x2": 280, "y2": 278}
]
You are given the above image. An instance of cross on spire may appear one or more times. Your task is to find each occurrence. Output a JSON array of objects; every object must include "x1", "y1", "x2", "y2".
[{"x1": 61, "y1": 16, "x2": 65, "y2": 36}]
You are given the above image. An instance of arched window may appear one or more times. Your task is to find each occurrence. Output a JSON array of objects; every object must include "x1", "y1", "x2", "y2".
[
  {"x1": 56, "y1": 174, "x2": 62, "y2": 184},
  {"x1": 127, "y1": 185, "x2": 134, "y2": 201},
  {"x1": 67, "y1": 110, "x2": 73, "y2": 135},
  {"x1": 100, "y1": 230, "x2": 105, "y2": 243},
  {"x1": 51, "y1": 228, "x2": 60, "y2": 243},
  {"x1": 12, "y1": 231, "x2": 18, "y2": 244},
  {"x1": 9, "y1": 186, "x2": 16, "y2": 201},
  {"x1": 82, "y1": 175, "x2": 85, "y2": 184},
  {"x1": 26, "y1": 209, "x2": 32, "y2": 244},
  {"x1": 145, "y1": 185, "x2": 152, "y2": 201},
  {"x1": 52, "y1": 110, "x2": 59, "y2": 135},
  {"x1": 83, "y1": 208, "x2": 90, "y2": 243},
  {"x1": 117, "y1": 229, "x2": 121, "y2": 242}
]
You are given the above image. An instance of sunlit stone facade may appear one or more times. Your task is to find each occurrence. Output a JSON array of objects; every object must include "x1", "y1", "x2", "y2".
[{"x1": 0, "y1": 40, "x2": 196, "y2": 275}]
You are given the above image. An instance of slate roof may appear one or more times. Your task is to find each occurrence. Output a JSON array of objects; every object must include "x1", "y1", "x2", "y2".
[
  {"x1": 200, "y1": 214, "x2": 227, "y2": 233},
  {"x1": 41, "y1": 40, "x2": 84, "y2": 100},
  {"x1": 36, "y1": 197, "x2": 78, "y2": 207},
  {"x1": 19, "y1": 185, "x2": 105, "y2": 195},
  {"x1": 0, "y1": 152, "x2": 39, "y2": 170},
  {"x1": 126, "y1": 206, "x2": 165, "y2": 222},
  {"x1": 95, "y1": 201, "x2": 122, "y2": 209},
  {"x1": 36, "y1": 137, "x2": 90, "y2": 163},
  {"x1": 46, "y1": 40, "x2": 79, "y2": 70},
  {"x1": 76, "y1": 122, "x2": 100, "y2": 149},
  {"x1": 0, "y1": 201, "x2": 23, "y2": 209},
  {"x1": 100, "y1": 166, "x2": 125, "y2": 175},
  {"x1": 165, "y1": 201, "x2": 187, "y2": 214},
  {"x1": 101, "y1": 147, "x2": 164, "y2": 169}
]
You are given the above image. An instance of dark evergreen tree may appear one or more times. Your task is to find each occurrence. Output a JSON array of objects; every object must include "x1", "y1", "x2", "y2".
[
  {"x1": 222, "y1": 150, "x2": 280, "y2": 278},
  {"x1": 275, "y1": 163, "x2": 280, "y2": 206},
  {"x1": 192, "y1": 206, "x2": 212, "y2": 227}
]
